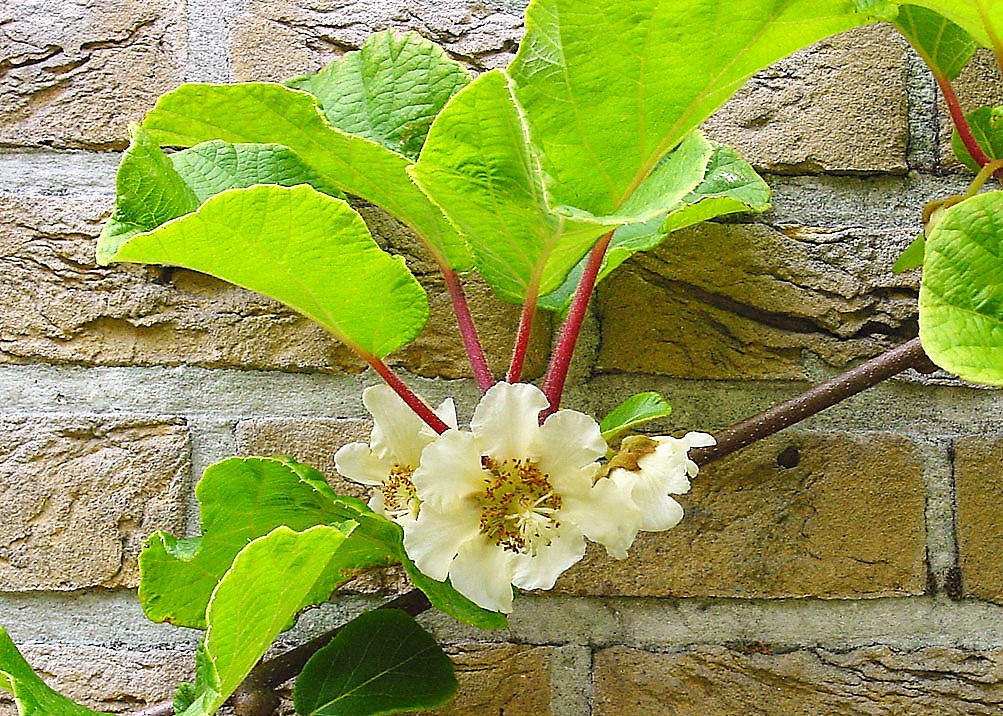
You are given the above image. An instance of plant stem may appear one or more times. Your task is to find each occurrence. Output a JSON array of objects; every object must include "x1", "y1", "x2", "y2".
[
  {"x1": 937, "y1": 73, "x2": 991, "y2": 168},
  {"x1": 506, "y1": 291, "x2": 538, "y2": 383},
  {"x1": 541, "y1": 231, "x2": 614, "y2": 416},
  {"x1": 689, "y1": 337, "x2": 935, "y2": 466},
  {"x1": 442, "y1": 268, "x2": 494, "y2": 392},
  {"x1": 365, "y1": 354, "x2": 450, "y2": 434}
]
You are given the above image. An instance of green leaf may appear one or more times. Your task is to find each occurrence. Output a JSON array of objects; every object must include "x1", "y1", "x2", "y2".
[
  {"x1": 953, "y1": 106, "x2": 1003, "y2": 172},
  {"x1": 894, "y1": 5, "x2": 978, "y2": 80},
  {"x1": 410, "y1": 69, "x2": 611, "y2": 303},
  {"x1": 599, "y1": 393, "x2": 673, "y2": 442},
  {"x1": 893, "y1": 232, "x2": 926, "y2": 272},
  {"x1": 0, "y1": 628, "x2": 109, "y2": 716},
  {"x1": 140, "y1": 82, "x2": 470, "y2": 270},
  {"x1": 178, "y1": 525, "x2": 354, "y2": 716},
  {"x1": 287, "y1": 31, "x2": 471, "y2": 161},
  {"x1": 140, "y1": 457, "x2": 400, "y2": 629},
  {"x1": 507, "y1": 0, "x2": 870, "y2": 217},
  {"x1": 539, "y1": 141, "x2": 771, "y2": 313},
  {"x1": 888, "y1": 1, "x2": 1003, "y2": 51},
  {"x1": 294, "y1": 609, "x2": 457, "y2": 716},
  {"x1": 400, "y1": 553, "x2": 508, "y2": 630},
  {"x1": 110, "y1": 184, "x2": 428, "y2": 359},
  {"x1": 919, "y1": 190, "x2": 1003, "y2": 384},
  {"x1": 854, "y1": 0, "x2": 900, "y2": 21}
]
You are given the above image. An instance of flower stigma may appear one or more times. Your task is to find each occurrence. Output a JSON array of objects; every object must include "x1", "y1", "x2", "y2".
[{"x1": 478, "y1": 456, "x2": 562, "y2": 556}]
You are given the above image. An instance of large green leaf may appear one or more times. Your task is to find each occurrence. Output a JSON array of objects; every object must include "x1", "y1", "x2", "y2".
[
  {"x1": 919, "y1": 190, "x2": 1003, "y2": 384},
  {"x1": 410, "y1": 69, "x2": 612, "y2": 303},
  {"x1": 294, "y1": 609, "x2": 457, "y2": 716},
  {"x1": 0, "y1": 628, "x2": 108, "y2": 716},
  {"x1": 140, "y1": 457, "x2": 400, "y2": 629},
  {"x1": 508, "y1": 0, "x2": 870, "y2": 217},
  {"x1": 110, "y1": 184, "x2": 428, "y2": 359},
  {"x1": 886, "y1": 1, "x2": 1003, "y2": 51},
  {"x1": 178, "y1": 525, "x2": 354, "y2": 716},
  {"x1": 98, "y1": 126, "x2": 344, "y2": 263},
  {"x1": 287, "y1": 31, "x2": 471, "y2": 161},
  {"x1": 538, "y1": 140, "x2": 771, "y2": 312},
  {"x1": 894, "y1": 5, "x2": 978, "y2": 80},
  {"x1": 140, "y1": 82, "x2": 470, "y2": 270}
]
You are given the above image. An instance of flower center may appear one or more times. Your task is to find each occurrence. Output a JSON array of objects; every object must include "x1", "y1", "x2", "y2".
[
  {"x1": 478, "y1": 456, "x2": 562, "y2": 555},
  {"x1": 381, "y1": 464, "x2": 420, "y2": 520}
]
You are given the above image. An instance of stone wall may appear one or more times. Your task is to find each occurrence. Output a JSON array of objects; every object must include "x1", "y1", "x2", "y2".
[{"x1": 1, "y1": 1, "x2": 1002, "y2": 714}]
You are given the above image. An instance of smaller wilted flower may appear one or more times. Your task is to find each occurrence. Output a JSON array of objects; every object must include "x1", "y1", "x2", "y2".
[
  {"x1": 607, "y1": 431, "x2": 716, "y2": 531},
  {"x1": 334, "y1": 385, "x2": 456, "y2": 525}
]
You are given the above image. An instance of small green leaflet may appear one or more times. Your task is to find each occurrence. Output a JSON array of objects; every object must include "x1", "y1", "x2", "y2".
[
  {"x1": 600, "y1": 393, "x2": 673, "y2": 443},
  {"x1": 110, "y1": 184, "x2": 429, "y2": 360},
  {"x1": 294, "y1": 610, "x2": 457, "y2": 716},
  {"x1": 0, "y1": 627, "x2": 109, "y2": 716},
  {"x1": 287, "y1": 31, "x2": 471, "y2": 161},
  {"x1": 139, "y1": 456, "x2": 400, "y2": 630},
  {"x1": 893, "y1": 232, "x2": 926, "y2": 273},
  {"x1": 919, "y1": 190, "x2": 1003, "y2": 385},
  {"x1": 953, "y1": 106, "x2": 1003, "y2": 172},
  {"x1": 177, "y1": 525, "x2": 355, "y2": 716},
  {"x1": 894, "y1": 5, "x2": 977, "y2": 81}
]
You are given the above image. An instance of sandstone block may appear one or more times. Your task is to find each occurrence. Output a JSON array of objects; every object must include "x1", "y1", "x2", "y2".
[
  {"x1": 955, "y1": 435, "x2": 1003, "y2": 602},
  {"x1": 596, "y1": 222, "x2": 919, "y2": 380},
  {"x1": 0, "y1": 0, "x2": 186, "y2": 149},
  {"x1": 0, "y1": 644, "x2": 192, "y2": 714},
  {"x1": 557, "y1": 432, "x2": 926, "y2": 599},
  {"x1": 594, "y1": 645, "x2": 1003, "y2": 716},
  {"x1": 703, "y1": 25, "x2": 910, "y2": 174},
  {"x1": 0, "y1": 416, "x2": 189, "y2": 590},
  {"x1": 231, "y1": 0, "x2": 526, "y2": 81}
]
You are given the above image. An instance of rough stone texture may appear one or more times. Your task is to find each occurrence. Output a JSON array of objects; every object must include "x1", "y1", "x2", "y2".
[
  {"x1": 596, "y1": 222, "x2": 920, "y2": 380},
  {"x1": 0, "y1": 416, "x2": 189, "y2": 590},
  {"x1": 0, "y1": 0, "x2": 186, "y2": 149},
  {"x1": 556, "y1": 432, "x2": 926, "y2": 599},
  {"x1": 702, "y1": 25, "x2": 910, "y2": 175},
  {"x1": 593, "y1": 645, "x2": 1003, "y2": 716},
  {"x1": 231, "y1": 0, "x2": 527, "y2": 80},
  {"x1": 1, "y1": 195, "x2": 532, "y2": 378},
  {"x1": 939, "y1": 50, "x2": 1003, "y2": 171},
  {"x1": 955, "y1": 435, "x2": 1003, "y2": 602},
  {"x1": 0, "y1": 645, "x2": 192, "y2": 715}
]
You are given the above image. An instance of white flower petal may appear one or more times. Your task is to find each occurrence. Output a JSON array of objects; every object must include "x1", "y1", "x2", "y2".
[
  {"x1": 537, "y1": 410, "x2": 607, "y2": 470},
  {"x1": 403, "y1": 504, "x2": 481, "y2": 582},
  {"x1": 434, "y1": 397, "x2": 458, "y2": 430},
  {"x1": 620, "y1": 469, "x2": 685, "y2": 532},
  {"x1": 449, "y1": 536, "x2": 517, "y2": 613},
  {"x1": 364, "y1": 384, "x2": 435, "y2": 466},
  {"x1": 562, "y1": 474, "x2": 642, "y2": 559},
  {"x1": 334, "y1": 443, "x2": 391, "y2": 486},
  {"x1": 412, "y1": 430, "x2": 488, "y2": 507},
  {"x1": 471, "y1": 382, "x2": 549, "y2": 460},
  {"x1": 511, "y1": 525, "x2": 586, "y2": 590},
  {"x1": 684, "y1": 431, "x2": 716, "y2": 449},
  {"x1": 367, "y1": 491, "x2": 387, "y2": 516}
]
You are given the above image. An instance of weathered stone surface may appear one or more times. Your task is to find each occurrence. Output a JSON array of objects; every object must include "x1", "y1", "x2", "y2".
[
  {"x1": 232, "y1": 0, "x2": 526, "y2": 81},
  {"x1": 594, "y1": 645, "x2": 1003, "y2": 716},
  {"x1": 939, "y1": 50, "x2": 1003, "y2": 171},
  {"x1": 0, "y1": 644, "x2": 192, "y2": 714},
  {"x1": 0, "y1": 416, "x2": 189, "y2": 590},
  {"x1": 955, "y1": 435, "x2": 1003, "y2": 602},
  {"x1": 703, "y1": 25, "x2": 910, "y2": 174},
  {"x1": 0, "y1": 0, "x2": 185, "y2": 149},
  {"x1": 557, "y1": 432, "x2": 926, "y2": 598},
  {"x1": 596, "y1": 222, "x2": 919, "y2": 380}
]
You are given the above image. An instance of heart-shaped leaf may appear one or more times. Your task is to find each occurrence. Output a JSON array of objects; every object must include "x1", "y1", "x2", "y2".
[{"x1": 893, "y1": 5, "x2": 977, "y2": 80}]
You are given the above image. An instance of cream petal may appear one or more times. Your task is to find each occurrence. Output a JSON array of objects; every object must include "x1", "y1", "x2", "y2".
[
  {"x1": 367, "y1": 491, "x2": 387, "y2": 516},
  {"x1": 334, "y1": 443, "x2": 391, "y2": 486},
  {"x1": 412, "y1": 430, "x2": 488, "y2": 508},
  {"x1": 684, "y1": 431, "x2": 716, "y2": 449},
  {"x1": 537, "y1": 410, "x2": 607, "y2": 470},
  {"x1": 402, "y1": 505, "x2": 481, "y2": 582},
  {"x1": 562, "y1": 475, "x2": 642, "y2": 559},
  {"x1": 435, "y1": 397, "x2": 459, "y2": 430},
  {"x1": 364, "y1": 384, "x2": 435, "y2": 466},
  {"x1": 470, "y1": 382, "x2": 549, "y2": 460},
  {"x1": 511, "y1": 525, "x2": 586, "y2": 591},
  {"x1": 625, "y1": 470, "x2": 685, "y2": 532},
  {"x1": 449, "y1": 537, "x2": 517, "y2": 613}
]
